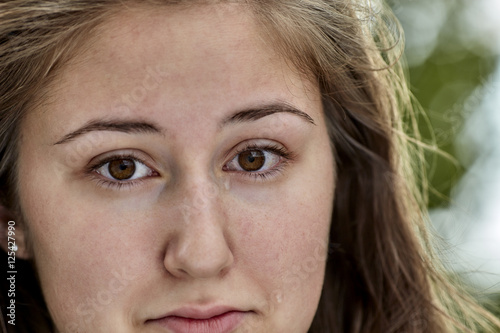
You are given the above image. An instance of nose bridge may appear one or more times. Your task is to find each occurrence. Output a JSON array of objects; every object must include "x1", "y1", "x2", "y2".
[
  {"x1": 180, "y1": 178, "x2": 220, "y2": 223},
  {"x1": 164, "y1": 177, "x2": 234, "y2": 279}
]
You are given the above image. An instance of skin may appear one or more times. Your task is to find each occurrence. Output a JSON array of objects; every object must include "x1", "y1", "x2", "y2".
[{"x1": 15, "y1": 3, "x2": 334, "y2": 333}]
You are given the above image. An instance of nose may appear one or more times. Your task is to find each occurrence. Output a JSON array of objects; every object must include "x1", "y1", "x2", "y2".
[{"x1": 163, "y1": 182, "x2": 234, "y2": 279}]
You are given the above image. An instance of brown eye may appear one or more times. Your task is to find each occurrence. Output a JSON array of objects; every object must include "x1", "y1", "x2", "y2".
[
  {"x1": 224, "y1": 144, "x2": 284, "y2": 177},
  {"x1": 93, "y1": 156, "x2": 156, "y2": 185},
  {"x1": 108, "y1": 159, "x2": 136, "y2": 180},
  {"x1": 238, "y1": 150, "x2": 265, "y2": 171}
]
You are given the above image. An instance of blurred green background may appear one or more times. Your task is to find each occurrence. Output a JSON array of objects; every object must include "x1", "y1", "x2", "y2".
[{"x1": 389, "y1": 0, "x2": 500, "y2": 318}]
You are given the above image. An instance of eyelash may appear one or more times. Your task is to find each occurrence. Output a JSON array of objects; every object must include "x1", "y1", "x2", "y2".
[
  {"x1": 86, "y1": 143, "x2": 294, "y2": 190},
  {"x1": 224, "y1": 143, "x2": 293, "y2": 181},
  {"x1": 86, "y1": 153, "x2": 156, "y2": 190}
]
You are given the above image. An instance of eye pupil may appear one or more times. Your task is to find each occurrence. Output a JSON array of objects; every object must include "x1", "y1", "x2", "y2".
[
  {"x1": 108, "y1": 159, "x2": 136, "y2": 180},
  {"x1": 238, "y1": 150, "x2": 265, "y2": 171}
]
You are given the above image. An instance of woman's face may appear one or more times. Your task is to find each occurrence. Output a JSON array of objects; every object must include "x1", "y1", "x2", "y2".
[{"x1": 17, "y1": 4, "x2": 334, "y2": 333}]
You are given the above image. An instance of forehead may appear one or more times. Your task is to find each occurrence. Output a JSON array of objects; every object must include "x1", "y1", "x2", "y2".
[
  {"x1": 67, "y1": 3, "x2": 276, "y2": 84},
  {"x1": 26, "y1": 2, "x2": 320, "y2": 145},
  {"x1": 90, "y1": 4, "x2": 260, "y2": 66}
]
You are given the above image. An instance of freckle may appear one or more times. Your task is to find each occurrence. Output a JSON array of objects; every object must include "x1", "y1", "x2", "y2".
[{"x1": 240, "y1": 220, "x2": 252, "y2": 237}]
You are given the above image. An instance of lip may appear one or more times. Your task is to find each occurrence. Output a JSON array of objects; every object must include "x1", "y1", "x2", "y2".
[{"x1": 148, "y1": 306, "x2": 248, "y2": 333}]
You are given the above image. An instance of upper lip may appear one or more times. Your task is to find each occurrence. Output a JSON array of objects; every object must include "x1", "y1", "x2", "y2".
[{"x1": 150, "y1": 305, "x2": 245, "y2": 321}]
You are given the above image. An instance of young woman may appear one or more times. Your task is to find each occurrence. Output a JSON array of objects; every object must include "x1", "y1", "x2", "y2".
[{"x1": 1, "y1": 0, "x2": 499, "y2": 332}]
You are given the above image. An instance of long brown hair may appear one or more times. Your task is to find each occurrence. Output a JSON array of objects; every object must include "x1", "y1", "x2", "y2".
[{"x1": 1, "y1": 1, "x2": 499, "y2": 332}]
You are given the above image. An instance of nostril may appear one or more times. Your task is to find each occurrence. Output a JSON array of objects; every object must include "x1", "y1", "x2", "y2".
[{"x1": 163, "y1": 229, "x2": 234, "y2": 279}]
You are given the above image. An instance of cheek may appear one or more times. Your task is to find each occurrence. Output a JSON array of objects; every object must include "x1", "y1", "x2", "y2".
[
  {"x1": 233, "y1": 134, "x2": 334, "y2": 282},
  {"x1": 234, "y1": 196, "x2": 331, "y2": 278},
  {"x1": 229, "y1": 156, "x2": 334, "y2": 327},
  {"x1": 18, "y1": 170, "x2": 151, "y2": 329},
  {"x1": 234, "y1": 202, "x2": 330, "y2": 331}
]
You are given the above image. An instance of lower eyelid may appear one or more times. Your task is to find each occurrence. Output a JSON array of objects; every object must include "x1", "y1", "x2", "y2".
[
  {"x1": 88, "y1": 155, "x2": 159, "y2": 184},
  {"x1": 243, "y1": 160, "x2": 289, "y2": 180},
  {"x1": 224, "y1": 149, "x2": 291, "y2": 180}
]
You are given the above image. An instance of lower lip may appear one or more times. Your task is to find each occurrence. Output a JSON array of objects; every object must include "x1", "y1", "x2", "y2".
[{"x1": 152, "y1": 311, "x2": 246, "y2": 333}]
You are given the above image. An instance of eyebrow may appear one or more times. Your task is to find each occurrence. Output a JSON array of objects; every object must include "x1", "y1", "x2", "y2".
[
  {"x1": 53, "y1": 119, "x2": 162, "y2": 145},
  {"x1": 53, "y1": 103, "x2": 315, "y2": 145},
  {"x1": 222, "y1": 102, "x2": 316, "y2": 126}
]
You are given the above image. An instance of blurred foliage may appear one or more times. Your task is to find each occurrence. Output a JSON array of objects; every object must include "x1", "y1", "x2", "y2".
[
  {"x1": 392, "y1": 0, "x2": 498, "y2": 208},
  {"x1": 390, "y1": 0, "x2": 500, "y2": 320},
  {"x1": 411, "y1": 50, "x2": 497, "y2": 208},
  {"x1": 485, "y1": 294, "x2": 500, "y2": 318}
]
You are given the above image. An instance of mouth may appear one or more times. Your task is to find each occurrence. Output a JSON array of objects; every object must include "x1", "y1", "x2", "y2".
[{"x1": 147, "y1": 306, "x2": 249, "y2": 333}]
